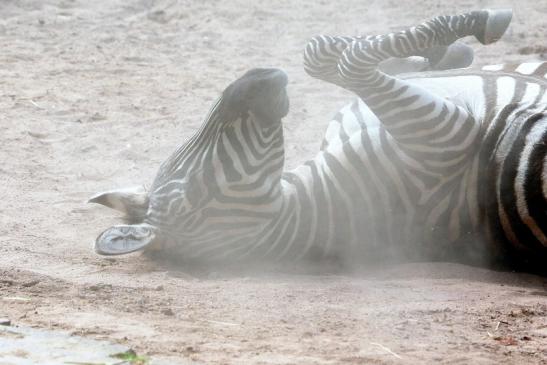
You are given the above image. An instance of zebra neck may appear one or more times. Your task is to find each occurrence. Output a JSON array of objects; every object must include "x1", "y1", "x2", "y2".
[{"x1": 254, "y1": 156, "x2": 349, "y2": 262}]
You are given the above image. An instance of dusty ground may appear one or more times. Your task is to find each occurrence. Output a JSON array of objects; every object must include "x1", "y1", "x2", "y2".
[{"x1": 1, "y1": 0, "x2": 546, "y2": 363}]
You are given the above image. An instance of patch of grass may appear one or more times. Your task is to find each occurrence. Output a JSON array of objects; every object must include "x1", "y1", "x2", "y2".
[{"x1": 111, "y1": 349, "x2": 149, "y2": 365}]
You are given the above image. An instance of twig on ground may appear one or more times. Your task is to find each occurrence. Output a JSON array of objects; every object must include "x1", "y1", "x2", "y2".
[
  {"x1": 205, "y1": 320, "x2": 239, "y2": 327},
  {"x1": 29, "y1": 100, "x2": 45, "y2": 109},
  {"x1": 2, "y1": 296, "x2": 31, "y2": 302},
  {"x1": 370, "y1": 342, "x2": 403, "y2": 359},
  {"x1": 495, "y1": 320, "x2": 510, "y2": 331}
]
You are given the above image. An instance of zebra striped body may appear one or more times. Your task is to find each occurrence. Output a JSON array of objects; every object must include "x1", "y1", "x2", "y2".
[
  {"x1": 282, "y1": 63, "x2": 547, "y2": 267},
  {"x1": 91, "y1": 10, "x2": 546, "y2": 272}
]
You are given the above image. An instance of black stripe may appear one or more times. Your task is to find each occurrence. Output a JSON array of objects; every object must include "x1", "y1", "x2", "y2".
[
  {"x1": 379, "y1": 129, "x2": 420, "y2": 203},
  {"x1": 384, "y1": 101, "x2": 436, "y2": 128},
  {"x1": 353, "y1": 103, "x2": 402, "y2": 216},
  {"x1": 394, "y1": 104, "x2": 450, "y2": 137},
  {"x1": 499, "y1": 113, "x2": 545, "y2": 251},
  {"x1": 322, "y1": 153, "x2": 351, "y2": 258},
  {"x1": 264, "y1": 195, "x2": 297, "y2": 260},
  {"x1": 216, "y1": 131, "x2": 241, "y2": 182},
  {"x1": 342, "y1": 138, "x2": 388, "y2": 248},
  {"x1": 523, "y1": 125, "x2": 547, "y2": 239},
  {"x1": 533, "y1": 62, "x2": 547, "y2": 79},
  {"x1": 282, "y1": 172, "x2": 313, "y2": 259},
  {"x1": 230, "y1": 158, "x2": 284, "y2": 191},
  {"x1": 304, "y1": 160, "x2": 331, "y2": 253},
  {"x1": 374, "y1": 94, "x2": 420, "y2": 115}
]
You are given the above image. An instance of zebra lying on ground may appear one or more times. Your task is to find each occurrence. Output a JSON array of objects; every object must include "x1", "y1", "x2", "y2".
[{"x1": 89, "y1": 9, "x2": 546, "y2": 272}]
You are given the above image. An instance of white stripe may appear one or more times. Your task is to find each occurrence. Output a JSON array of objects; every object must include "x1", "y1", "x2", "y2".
[
  {"x1": 482, "y1": 64, "x2": 504, "y2": 71},
  {"x1": 514, "y1": 118, "x2": 547, "y2": 245},
  {"x1": 522, "y1": 82, "x2": 542, "y2": 104},
  {"x1": 515, "y1": 62, "x2": 543, "y2": 75},
  {"x1": 496, "y1": 76, "x2": 516, "y2": 108},
  {"x1": 324, "y1": 120, "x2": 342, "y2": 149},
  {"x1": 341, "y1": 107, "x2": 363, "y2": 138}
]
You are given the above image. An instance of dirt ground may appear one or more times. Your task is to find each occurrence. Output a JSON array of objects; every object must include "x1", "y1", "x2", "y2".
[{"x1": 1, "y1": 0, "x2": 546, "y2": 363}]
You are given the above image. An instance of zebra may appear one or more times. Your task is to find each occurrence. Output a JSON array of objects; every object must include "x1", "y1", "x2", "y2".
[{"x1": 89, "y1": 9, "x2": 547, "y2": 272}]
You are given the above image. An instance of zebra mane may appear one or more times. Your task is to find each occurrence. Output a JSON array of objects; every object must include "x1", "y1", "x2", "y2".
[{"x1": 152, "y1": 97, "x2": 226, "y2": 187}]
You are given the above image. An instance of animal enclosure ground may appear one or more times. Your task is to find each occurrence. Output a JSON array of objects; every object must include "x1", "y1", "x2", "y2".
[{"x1": 0, "y1": 0, "x2": 546, "y2": 363}]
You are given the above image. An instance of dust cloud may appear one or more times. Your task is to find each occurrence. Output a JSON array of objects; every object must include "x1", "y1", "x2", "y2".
[{"x1": 1, "y1": 0, "x2": 546, "y2": 363}]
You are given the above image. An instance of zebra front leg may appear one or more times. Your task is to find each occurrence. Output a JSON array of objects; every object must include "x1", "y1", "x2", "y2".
[
  {"x1": 304, "y1": 37, "x2": 475, "y2": 84},
  {"x1": 334, "y1": 10, "x2": 511, "y2": 166}
]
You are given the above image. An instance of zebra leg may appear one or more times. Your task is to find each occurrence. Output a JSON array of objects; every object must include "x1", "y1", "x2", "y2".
[
  {"x1": 380, "y1": 41, "x2": 474, "y2": 74},
  {"x1": 320, "y1": 10, "x2": 510, "y2": 165},
  {"x1": 304, "y1": 9, "x2": 512, "y2": 82},
  {"x1": 305, "y1": 36, "x2": 476, "y2": 81},
  {"x1": 304, "y1": 35, "x2": 368, "y2": 84}
]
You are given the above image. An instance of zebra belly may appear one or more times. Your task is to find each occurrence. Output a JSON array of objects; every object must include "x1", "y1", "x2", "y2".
[{"x1": 295, "y1": 127, "x2": 481, "y2": 262}]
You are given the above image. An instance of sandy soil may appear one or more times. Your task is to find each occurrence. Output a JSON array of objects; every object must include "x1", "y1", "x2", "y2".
[{"x1": 1, "y1": 0, "x2": 546, "y2": 363}]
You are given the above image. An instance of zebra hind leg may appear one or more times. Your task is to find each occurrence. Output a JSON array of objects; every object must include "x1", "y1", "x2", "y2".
[
  {"x1": 302, "y1": 8, "x2": 507, "y2": 82},
  {"x1": 319, "y1": 10, "x2": 513, "y2": 166},
  {"x1": 335, "y1": 9, "x2": 513, "y2": 92},
  {"x1": 303, "y1": 9, "x2": 512, "y2": 85}
]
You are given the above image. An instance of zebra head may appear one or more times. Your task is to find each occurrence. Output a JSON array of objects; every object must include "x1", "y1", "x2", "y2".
[{"x1": 129, "y1": 68, "x2": 291, "y2": 258}]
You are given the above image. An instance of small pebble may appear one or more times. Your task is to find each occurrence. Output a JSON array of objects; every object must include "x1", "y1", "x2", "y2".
[{"x1": 0, "y1": 318, "x2": 11, "y2": 326}]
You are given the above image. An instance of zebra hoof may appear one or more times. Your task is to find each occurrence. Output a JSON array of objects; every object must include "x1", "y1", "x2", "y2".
[
  {"x1": 95, "y1": 224, "x2": 158, "y2": 255},
  {"x1": 428, "y1": 42, "x2": 474, "y2": 70},
  {"x1": 477, "y1": 9, "x2": 512, "y2": 45}
]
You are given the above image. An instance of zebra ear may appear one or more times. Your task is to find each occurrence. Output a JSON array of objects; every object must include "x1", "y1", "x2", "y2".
[{"x1": 88, "y1": 186, "x2": 149, "y2": 220}]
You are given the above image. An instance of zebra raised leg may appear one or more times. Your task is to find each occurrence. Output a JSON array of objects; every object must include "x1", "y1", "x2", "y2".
[
  {"x1": 378, "y1": 41, "x2": 475, "y2": 74},
  {"x1": 304, "y1": 37, "x2": 474, "y2": 82},
  {"x1": 305, "y1": 10, "x2": 512, "y2": 171}
]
